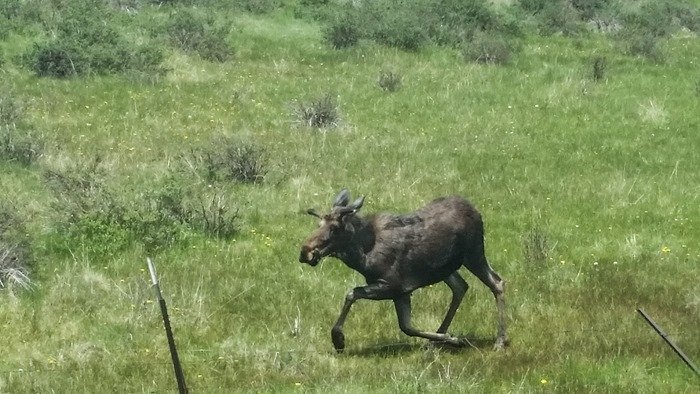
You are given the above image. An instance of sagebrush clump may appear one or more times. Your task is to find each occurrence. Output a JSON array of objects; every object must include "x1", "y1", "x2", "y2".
[{"x1": 293, "y1": 93, "x2": 342, "y2": 129}]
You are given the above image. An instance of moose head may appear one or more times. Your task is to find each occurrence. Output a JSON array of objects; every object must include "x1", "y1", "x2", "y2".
[{"x1": 299, "y1": 189, "x2": 364, "y2": 266}]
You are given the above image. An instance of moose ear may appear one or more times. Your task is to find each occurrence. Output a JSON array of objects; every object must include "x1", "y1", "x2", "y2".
[
  {"x1": 332, "y1": 188, "x2": 350, "y2": 207},
  {"x1": 349, "y1": 196, "x2": 364, "y2": 211}
]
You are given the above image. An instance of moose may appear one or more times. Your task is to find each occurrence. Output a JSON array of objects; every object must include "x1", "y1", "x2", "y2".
[{"x1": 299, "y1": 189, "x2": 508, "y2": 352}]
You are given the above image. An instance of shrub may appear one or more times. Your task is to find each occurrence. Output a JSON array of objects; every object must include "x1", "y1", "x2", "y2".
[
  {"x1": 187, "y1": 188, "x2": 239, "y2": 239},
  {"x1": 426, "y1": 0, "x2": 502, "y2": 45},
  {"x1": 539, "y1": 1, "x2": 582, "y2": 36},
  {"x1": 0, "y1": 128, "x2": 43, "y2": 166},
  {"x1": 377, "y1": 70, "x2": 403, "y2": 92},
  {"x1": 0, "y1": 203, "x2": 33, "y2": 290},
  {"x1": 462, "y1": 33, "x2": 513, "y2": 65},
  {"x1": 364, "y1": 2, "x2": 429, "y2": 51},
  {"x1": 324, "y1": 19, "x2": 361, "y2": 49},
  {"x1": 0, "y1": 93, "x2": 23, "y2": 126},
  {"x1": 187, "y1": 136, "x2": 267, "y2": 184},
  {"x1": 320, "y1": 0, "x2": 517, "y2": 50},
  {"x1": 167, "y1": 9, "x2": 234, "y2": 62},
  {"x1": 25, "y1": 42, "x2": 80, "y2": 78},
  {"x1": 44, "y1": 154, "x2": 241, "y2": 256},
  {"x1": 624, "y1": 33, "x2": 664, "y2": 62},
  {"x1": 241, "y1": 0, "x2": 281, "y2": 14},
  {"x1": 571, "y1": 0, "x2": 613, "y2": 21},
  {"x1": 0, "y1": 94, "x2": 43, "y2": 166},
  {"x1": 591, "y1": 55, "x2": 607, "y2": 81},
  {"x1": 23, "y1": 0, "x2": 165, "y2": 77},
  {"x1": 293, "y1": 93, "x2": 341, "y2": 129}
]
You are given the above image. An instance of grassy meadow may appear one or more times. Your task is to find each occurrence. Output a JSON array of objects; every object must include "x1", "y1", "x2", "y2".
[{"x1": 1, "y1": 1, "x2": 699, "y2": 392}]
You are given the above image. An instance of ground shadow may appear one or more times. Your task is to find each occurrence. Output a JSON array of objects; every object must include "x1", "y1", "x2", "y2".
[{"x1": 343, "y1": 334, "x2": 498, "y2": 357}]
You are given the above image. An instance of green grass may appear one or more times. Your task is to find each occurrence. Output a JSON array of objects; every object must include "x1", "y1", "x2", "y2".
[{"x1": 1, "y1": 4, "x2": 699, "y2": 393}]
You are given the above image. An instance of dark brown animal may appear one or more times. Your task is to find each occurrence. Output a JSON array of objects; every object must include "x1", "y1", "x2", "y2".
[{"x1": 299, "y1": 189, "x2": 508, "y2": 352}]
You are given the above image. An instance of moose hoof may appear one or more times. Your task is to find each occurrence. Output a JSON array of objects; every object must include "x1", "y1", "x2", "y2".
[
  {"x1": 430, "y1": 334, "x2": 464, "y2": 348},
  {"x1": 331, "y1": 328, "x2": 345, "y2": 352}
]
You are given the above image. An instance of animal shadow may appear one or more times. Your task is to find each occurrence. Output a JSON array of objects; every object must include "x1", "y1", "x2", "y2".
[{"x1": 344, "y1": 334, "x2": 497, "y2": 357}]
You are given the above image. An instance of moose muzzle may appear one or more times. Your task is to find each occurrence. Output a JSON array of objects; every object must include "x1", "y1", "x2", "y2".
[{"x1": 299, "y1": 246, "x2": 321, "y2": 266}]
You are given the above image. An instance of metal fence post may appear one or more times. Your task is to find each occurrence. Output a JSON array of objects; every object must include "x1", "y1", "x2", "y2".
[{"x1": 147, "y1": 258, "x2": 189, "y2": 394}]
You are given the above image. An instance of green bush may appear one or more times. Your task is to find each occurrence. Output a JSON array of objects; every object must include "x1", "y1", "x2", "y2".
[
  {"x1": 25, "y1": 42, "x2": 80, "y2": 78},
  {"x1": 167, "y1": 9, "x2": 234, "y2": 62},
  {"x1": 620, "y1": 0, "x2": 700, "y2": 37},
  {"x1": 324, "y1": 18, "x2": 361, "y2": 49},
  {"x1": 43, "y1": 154, "x2": 241, "y2": 257},
  {"x1": 22, "y1": 0, "x2": 165, "y2": 77},
  {"x1": 319, "y1": 0, "x2": 518, "y2": 51},
  {"x1": 571, "y1": 0, "x2": 613, "y2": 20},
  {"x1": 425, "y1": 0, "x2": 502, "y2": 45},
  {"x1": 368, "y1": 4, "x2": 429, "y2": 51},
  {"x1": 241, "y1": 0, "x2": 281, "y2": 14},
  {"x1": 462, "y1": 33, "x2": 514, "y2": 65}
]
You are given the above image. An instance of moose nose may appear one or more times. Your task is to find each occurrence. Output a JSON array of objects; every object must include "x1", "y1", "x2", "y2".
[{"x1": 299, "y1": 246, "x2": 320, "y2": 265}]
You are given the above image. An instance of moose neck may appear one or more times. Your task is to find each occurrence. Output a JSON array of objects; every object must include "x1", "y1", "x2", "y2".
[{"x1": 333, "y1": 215, "x2": 375, "y2": 275}]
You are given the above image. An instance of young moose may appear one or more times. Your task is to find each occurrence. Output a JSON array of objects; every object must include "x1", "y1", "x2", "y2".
[{"x1": 299, "y1": 189, "x2": 508, "y2": 352}]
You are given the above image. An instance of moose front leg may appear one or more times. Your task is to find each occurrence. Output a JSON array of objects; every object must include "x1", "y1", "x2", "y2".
[{"x1": 331, "y1": 281, "x2": 394, "y2": 352}]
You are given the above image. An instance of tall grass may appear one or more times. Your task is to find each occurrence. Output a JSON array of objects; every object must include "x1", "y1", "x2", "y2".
[{"x1": 0, "y1": 1, "x2": 698, "y2": 392}]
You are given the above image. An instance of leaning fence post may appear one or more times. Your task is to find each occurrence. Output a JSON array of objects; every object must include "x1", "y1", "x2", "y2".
[
  {"x1": 637, "y1": 307, "x2": 699, "y2": 377},
  {"x1": 147, "y1": 257, "x2": 189, "y2": 394}
]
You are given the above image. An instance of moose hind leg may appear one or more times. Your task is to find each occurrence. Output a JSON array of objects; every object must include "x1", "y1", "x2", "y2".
[
  {"x1": 436, "y1": 272, "x2": 469, "y2": 334},
  {"x1": 393, "y1": 293, "x2": 463, "y2": 346},
  {"x1": 466, "y1": 257, "x2": 508, "y2": 350}
]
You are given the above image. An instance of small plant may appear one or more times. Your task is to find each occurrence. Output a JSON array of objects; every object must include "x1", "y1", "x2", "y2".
[
  {"x1": 0, "y1": 93, "x2": 24, "y2": 125},
  {"x1": 462, "y1": 33, "x2": 513, "y2": 65},
  {"x1": 0, "y1": 95, "x2": 43, "y2": 166},
  {"x1": 188, "y1": 189, "x2": 239, "y2": 239},
  {"x1": 522, "y1": 227, "x2": 551, "y2": 265},
  {"x1": 591, "y1": 55, "x2": 607, "y2": 81},
  {"x1": 293, "y1": 92, "x2": 341, "y2": 129},
  {"x1": 377, "y1": 70, "x2": 402, "y2": 92},
  {"x1": 0, "y1": 128, "x2": 43, "y2": 166},
  {"x1": 187, "y1": 136, "x2": 267, "y2": 183},
  {"x1": 0, "y1": 203, "x2": 32, "y2": 290}
]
